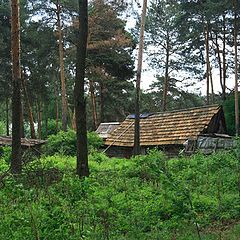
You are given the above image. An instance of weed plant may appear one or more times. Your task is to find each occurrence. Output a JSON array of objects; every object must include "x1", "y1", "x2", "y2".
[{"x1": 0, "y1": 148, "x2": 240, "y2": 239}]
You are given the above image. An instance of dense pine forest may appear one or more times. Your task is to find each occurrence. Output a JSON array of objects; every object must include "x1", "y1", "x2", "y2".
[{"x1": 0, "y1": 0, "x2": 240, "y2": 239}]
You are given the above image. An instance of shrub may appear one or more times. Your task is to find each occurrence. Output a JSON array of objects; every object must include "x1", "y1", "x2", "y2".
[
  {"x1": 0, "y1": 121, "x2": 6, "y2": 135},
  {"x1": 0, "y1": 146, "x2": 11, "y2": 164},
  {"x1": 44, "y1": 130, "x2": 103, "y2": 156},
  {"x1": 42, "y1": 119, "x2": 62, "y2": 139}
]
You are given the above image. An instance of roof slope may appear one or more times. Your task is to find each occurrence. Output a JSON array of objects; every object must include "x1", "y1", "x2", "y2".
[
  {"x1": 105, "y1": 105, "x2": 224, "y2": 147},
  {"x1": 96, "y1": 122, "x2": 120, "y2": 139},
  {"x1": 0, "y1": 136, "x2": 46, "y2": 147}
]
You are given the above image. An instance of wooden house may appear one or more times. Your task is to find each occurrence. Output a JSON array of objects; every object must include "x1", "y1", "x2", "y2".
[
  {"x1": 104, "y1": 105, "x2": 232, "y2": 158},
  {"x1": 0, "y1": 136, "x2": 46, "y2": 154}
]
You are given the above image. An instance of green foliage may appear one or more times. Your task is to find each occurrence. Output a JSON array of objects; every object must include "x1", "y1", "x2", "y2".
[
  {"x1": 1, "y1": 150, "x2": 240, "y2": 239},
  {"x1": 44, "y1": 130, "x2": 103, "y2": 156},
  {"x1": 0, "y1": 121, "x2": 6, "y2": 135},
  {"x1": 41, "y1": 119, "x2": 62, "y2": 139},
  {"x1": 223, "y1": 94, "x2": 240, "y2": 135},
  {"x1": 0, "y1": 146, "x2": 11, "y2": 163}
]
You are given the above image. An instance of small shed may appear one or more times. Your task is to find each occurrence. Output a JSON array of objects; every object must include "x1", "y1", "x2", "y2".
[
  {"x1": 96, "y1": 122, "x2": 120, "y2": 140},
  {"x1": 104, "y1": 105, "x2": 231, "y2": 158},
  {"x1": 0, "y1": 136, "x2": 46, "y2": 154}
]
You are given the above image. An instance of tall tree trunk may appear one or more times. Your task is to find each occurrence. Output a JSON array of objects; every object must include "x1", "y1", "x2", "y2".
[
  {"x1": 204, "y1": 22, "x2": 210, "y2": 105},
  {"x1": 56, "y1": 0, "x2": 68, "y2": 131},
  {"x1": 54, "y1": 74, "x2": 59, "y2": 132},
  {"x1": 222, "y1": 14, "x2": 227, "y2": 101},
  {"x1": 20, "y1": 102, "x2": 24, "y2": 138},
  {"x1": 75, "y1": 0, "x2": 89, "y2": 177},
  {"x1": 233, "y1": 0, "x2": 239, "y2": 136},
  {"x1": 212, "y1": 32, "x2": 223, "y2": 94},
  {"x1": 99, "y1": 82, "x2": 105, "y2": 123},
  {"x1": 71, "y1": 109, "x2": 76, "y2": 131},
  {"x1": 45, "y1": 103, "x2": 48, "y2": 138},
  {"x1": 11, "y1": 0, "x2": 22, "y2": 174},
  {"x1": 22, "y1": 71, "x2": 36, "y2": 139},
  {"x1": 6, "y1": 97, "x2": 9, "y2": 136},
  {"x1": 162, "y1": 32, "x2": 170, "y2": 112},
  {"x1": 36, "y1": 98, "x2": 43, "y2": 139},
  {"x1": 89, "y1": 80, "x2": 98, "y2": 130},
  {"x1": 210, "y1": 66, "x2": 214, "y2": 103},
  {"x1": 133, "y1": 0, "x2": 147, "y2": 156}
]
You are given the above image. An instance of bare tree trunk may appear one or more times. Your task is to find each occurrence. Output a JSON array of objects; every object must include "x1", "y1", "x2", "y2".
[
  {"x1": 20, "y1": 102, "x2": 24, "y2": 138},
  {"x1": 11, "y1": 0, "x2": 22, "y2": 174},
  {"x1": 89, "y1": 80, "x2": 98, "y2": 130},
  {"x1": 36, "y1": 98, "x2": 43, "y2": 139},
  {"x1": 133, "y1": 0, "x2": 147, "y2": 156},
  {"x1": 75, "y1": 0, "x2": 89, "y2": 177},
  {"x1": 162, "y1": 32, "x2": 170, "y2": 112},
  {"x1": 212, "y1": 32, "x2": 223, "y2": 94},
  {"x1": 54, "y1": 74, "x2": 59, "y2": 131},
  {"x1": 222, "y1": 14, "x2": 227, "y2": 101},
  {"x1": 22, "y1": 71, "x2": 36, "y2": 139},
  {"x1": 6, "y1": 97, "x2": 9, "y2": 136},
  {"x1": 71, "y1": 109, "x2": 76, "y2": 131},
  {"x1": 210, "y1": 66, "x2": 214, "y2": 103},
  {"x1": 45, "y1": 103, "x2": 48, "y2": 138},
  {"x1": 233, "y1": 0, "x2": 239, "y2": 136},
  {"x1": 56, "y1": 0, "x2": 68, "y2": 131},
  {"x1": 99, "y1": 82, "x2": 105, "y2": 123},
  {"x1": 204, "y1": 22, "x2": 210, "y2": 105}
]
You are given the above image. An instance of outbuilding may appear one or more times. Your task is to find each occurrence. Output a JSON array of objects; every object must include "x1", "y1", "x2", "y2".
[{"x1": 104, "y1": 105, "x2": 233, "y2": 158}]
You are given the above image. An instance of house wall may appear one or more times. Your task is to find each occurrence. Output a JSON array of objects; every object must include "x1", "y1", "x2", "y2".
[{"x1": 105, "y1": 144, "x2": 183, "y2": 158}]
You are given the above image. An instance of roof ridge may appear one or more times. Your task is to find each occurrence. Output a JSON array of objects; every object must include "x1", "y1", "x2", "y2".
[{"x1": 150, "y1": 104, "x2": 220, "y2": 115}]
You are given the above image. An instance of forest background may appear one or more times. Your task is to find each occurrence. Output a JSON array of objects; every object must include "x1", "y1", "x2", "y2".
[{"x1": 0, "y1": 0, "x2": 239, "y2": 139}]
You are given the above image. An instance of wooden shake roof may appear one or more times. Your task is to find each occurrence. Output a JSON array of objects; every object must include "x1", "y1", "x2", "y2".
[
  {"x1": 105, "y1": 105, "x2": 225, "y2": 147},
  {"x1": 0, "y1": 136, "x2": 46, "y2": 147}
]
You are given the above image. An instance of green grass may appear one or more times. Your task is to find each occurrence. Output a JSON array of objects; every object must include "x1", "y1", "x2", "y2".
[{"x1": 0, "y1": 149, "x2": 240, "y2": 239}]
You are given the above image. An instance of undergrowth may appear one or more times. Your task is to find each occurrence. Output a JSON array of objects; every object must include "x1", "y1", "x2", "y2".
[{"x1": 0, "y1": 148, "x2": 240, "y2": 239}]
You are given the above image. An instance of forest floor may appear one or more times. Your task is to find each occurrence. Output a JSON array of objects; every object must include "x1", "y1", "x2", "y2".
[{"x1": 0, "y1": 149, "x2": 240, "y2": 239}]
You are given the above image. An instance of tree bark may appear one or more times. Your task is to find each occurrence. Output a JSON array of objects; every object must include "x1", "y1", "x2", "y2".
[
  {"x1": 56, "y1": 0, "x2": 68, "y2": 131},
  {"x1": 99, "y1": 82, "x2": 105, "y2": 123},
  {"x1": 54, "y1": 74, "x2": 59, "y2": 132},
  {"x1": 11, "y1": 0, "x2": 22, "y2": 174},
  {"x1": 133, "y1": 0, "x2": 147, "y2": 156},
  {"x1": 204, "y1": 22, "x2": 210, "y2": 105},
  {"x1": 89, "y1": 80, "x2": 98, "y2": 130},
  {"x1": 222, "y1": 14, "x2": 227, "y2": 101},
  {"x1": 20, "y1": 102, "x2": 24, "y2": 138},
  {"x1": 210, "y1": 66, "x2": 214, "y2": 103},
  {"x1": 162, "y1": 32, "x2": 170, "y2": 112},
  {"x1": 75, "y1": 0, "x2": 89, "y2": 177},
  {"x1": 6, "y1": 97, "x2": 9, "y2": 136},
  {"x1": 45, "y1": 103, "x2": 48, "y2": 138},
  {"x1": 36, "y1": 98, "x2": 43, "y2": 139},
  {"x1": 212, "y1": 32, "x2": 223, "y2": 95},
  {"x1": 233, "y1": 0, "x2": 239, "y2": 136},
  {"x1": 22, "y1": 71, "x2": 36, "y2": 139}
]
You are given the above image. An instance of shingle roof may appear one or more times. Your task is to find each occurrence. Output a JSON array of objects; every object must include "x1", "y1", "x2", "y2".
[
  {"x1": 0, "y1": 136, "x2": 46, "y2": 147},
  {"x1": 96, "y1": 122, "x2": 120, "y2": 139},
  {"x1": 105, "y1": 105, "x2": 223, "y2": 147}
]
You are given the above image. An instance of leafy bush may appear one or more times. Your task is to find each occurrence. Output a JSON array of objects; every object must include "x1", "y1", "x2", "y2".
[
  {"x1": 0, "y1": 146, "x2": 11, "y2": 163},
  {"x1": 223, "y1": 94, "x2": 240, "y2": 135},
  {"x1": 44, "y1": 130, "x2": 103, "y2": 156},
  {"x1": 42, "y1": 119, "x2": 62, "y2": 139},
  {"x1": 0, "y1": 121, "x2": 6, "y2": 135}
]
